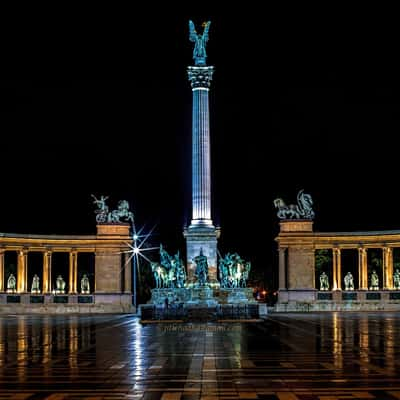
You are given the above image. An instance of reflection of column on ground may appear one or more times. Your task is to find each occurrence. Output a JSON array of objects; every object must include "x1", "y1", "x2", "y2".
[
  {"x1": 69, "y1": 251, "x2": 78, "y2": 294},
  {"x1": 17, "y1": 318, "x2": 28, "y2": 381},
  {"x1": 386, "y1": 318, "x2": 395, "y2": 373},
  {"x1": 359, "y1": 316, "x2": 369, "y2": 375},
  {"x1": 69, "y1": 318, "x2": 78, "y2": 371},
  {"x1": 383, "y1": 247, "x2": 393, "y2": 290},
  {"x1": 358, "y1": 248, "x2": 368, "y2": 290},
  {"x1": 17, "y1": 250, "x2": 28, "y2": 293},
  {"x1": 333, "y1": 313, "x2": 343, "y2": 370},
  {"x1": 43, "y1": 251, "x2": 52, "y2": 293}
]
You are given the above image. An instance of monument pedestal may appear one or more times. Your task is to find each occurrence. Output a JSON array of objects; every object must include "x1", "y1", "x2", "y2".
[{"x1": 184, "y1": 224, "x2": 220, "y2": 286}]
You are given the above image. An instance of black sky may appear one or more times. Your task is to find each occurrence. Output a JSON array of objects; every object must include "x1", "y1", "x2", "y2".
[{"x1": 1, "y1": 6, "x2": 400, "y2": 288}]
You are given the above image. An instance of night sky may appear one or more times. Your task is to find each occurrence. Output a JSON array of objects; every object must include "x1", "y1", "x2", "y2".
[{"x1": 1, "y1": 7, "x2": 399, "y2": 289}]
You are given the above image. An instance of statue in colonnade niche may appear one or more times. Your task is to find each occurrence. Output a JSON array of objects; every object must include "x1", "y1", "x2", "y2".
[
  {"x1": 55, "y1": 275, "x2": 66, "y2": 294},
  {"x1": 81, "y1": 274, "x2": 90, "y2": 294},
  {"x1": 370, "y1": 270, "x2": 379, "y2": 290},
  {"x1": 273, "y1": 189, "x2": 315, "y2": 220},
  {"x1": 319, "y1": 272, "x2": 329, "y2": 291},
  {"x1": 31, "y1": 274, "x2": 40, "y2": 294},
  {"x1": 344, "y1": 272, "x2": 354, "y2": 290},
  {"x1": 394, "y1": 269, "x2": 400, "y2": 290},
  {"x1": 7, "y1": 273, "x2": 16, "y2": 293}
]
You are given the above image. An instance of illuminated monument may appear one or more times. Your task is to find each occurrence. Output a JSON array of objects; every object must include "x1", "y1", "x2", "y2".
[{"x1": 183, "y1": 20, "x2": 220, "y2": 285}]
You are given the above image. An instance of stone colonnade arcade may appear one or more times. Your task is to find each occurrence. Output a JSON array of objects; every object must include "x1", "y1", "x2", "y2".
[
  {"x1": 0, "y1": 224, "x2": 133, "y2": 313},
  {"x1": 276, "y1": 220, "x2": 400, "y2": 311}
]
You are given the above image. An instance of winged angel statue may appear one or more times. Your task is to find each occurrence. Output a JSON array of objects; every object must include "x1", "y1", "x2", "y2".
[{"x1": 189, "y1": 20, "x2": 211, "y2": 66}]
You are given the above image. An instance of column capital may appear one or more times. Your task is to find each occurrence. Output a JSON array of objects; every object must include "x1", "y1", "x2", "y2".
[
  {"x1": 188, "y1": 66, "x2": 214, "y2": 89},
  {"x1": 358, "y1": 247, "x2": 367, "y2": 254}
]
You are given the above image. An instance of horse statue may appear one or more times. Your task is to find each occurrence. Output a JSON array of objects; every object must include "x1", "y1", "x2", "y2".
[
  {"x1": 273, "y1": 189, "x2": 315, "y2": 220},
  {"x1": 108, "y1": 200, "x2": 134, "y2": 223},
  {"x1": 150, "y1": 262, "x2": 168, "y2": 289}
]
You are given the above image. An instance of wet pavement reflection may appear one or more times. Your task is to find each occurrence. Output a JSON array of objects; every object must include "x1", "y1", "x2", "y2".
[{"x1": 1, "y1": 313, "x2": 400, "y2": 399}]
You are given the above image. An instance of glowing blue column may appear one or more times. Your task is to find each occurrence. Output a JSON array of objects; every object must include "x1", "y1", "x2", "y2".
[
  {"x1": 184, "y1": 66, "x2": 220, "y2": 285},
  {"x1": 188, "y1": 66, "x2": 214, "y2": 225}
]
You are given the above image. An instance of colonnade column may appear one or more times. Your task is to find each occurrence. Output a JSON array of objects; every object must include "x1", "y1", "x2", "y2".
[
  {"x1": 332, "y1": 248, "x2": 342, "y2": 290},
  {"x1": 43, "y1": 251, "x2": 52, "y2": 293},
  {"x1": 358, "y1": 247, "x2": 368, "y2": 290},
  {"x1": 332, "y1": 248, "x2": 338, "y2": 290},
  {"x1": 0, "y1": 250, "x2": 4, "y2": 292},
  {"x1": 69, "y1": 251, "x2": 78, "y2": 294},
  {"x1": 278, "y1": 247, "x2": 286, "y2": 290},
  {"x1": 17, "y1": 249, "x2": 28, "y2": 293},
  {"x1": 383, "y1": 247, "x2": 393, "y2": 290}
]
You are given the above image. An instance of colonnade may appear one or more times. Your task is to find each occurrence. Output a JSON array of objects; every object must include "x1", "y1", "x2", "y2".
[
  {"x1": 278, "y1": 246, "x2": 395, "y2": 290},
  {"x1": 0, "y1": 249, "x2": 83, "y2": 294}
]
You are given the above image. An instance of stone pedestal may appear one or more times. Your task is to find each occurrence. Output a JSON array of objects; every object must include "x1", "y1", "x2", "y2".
[
  {"x1": 184, "y1": 225, "x2": 220, "y2": 285},
  {"x1": 95, "y1": 224, "x2": 131, "y2": 294}
]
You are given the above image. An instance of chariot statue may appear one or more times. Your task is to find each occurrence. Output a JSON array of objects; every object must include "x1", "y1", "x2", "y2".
[
  {"x1": 7, "y1": 273, "x2": 16, "y2": 293},
  {"x1": 107, "y1": 200, "x2": 134, "y2": 223},
  {"x1": 344, "y1": 272, "x2": 354, "y2": 291},
  {"x1": 92, "y1": 195, "x2": 134, "y2": 224},
  {"x1": 273, "y1": 189, "x2": 315, "y2": 220},
  {"x1": 319, "y1": 272, "x2": 329, "y2": 291},
  {"x1": 31, "y1": 274, "x2": 40, "y2": 294},
  {"x1": 189, "y1": 20, "x2": 211, "y2": 66},
  {"x1": 91, "y1": 194, "x2": 109, "y2": 223}
]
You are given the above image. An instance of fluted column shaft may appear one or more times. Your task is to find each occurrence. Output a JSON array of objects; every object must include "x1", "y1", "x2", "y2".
[
  {"x1": 383, "y1": 247, "x2": 393, "y2": 290},
  {"x1": 332, "y1": 248, "x2": 341, "y2": 290},
  {"x1": 188, "y1": 66, "x2": 214, "y2": 226},
  {"x1": 17, "y1": 250, "x2": 28, "y2": 293},
  {"x1": 69, "y1": 251, "x2": 78, "y2": 294},
  {"x1": 358, "y1": 248, "x2": 368, "y2": 290},
  {"x1": 43, "y1": 251, "x2": 52, "y2": 293}
]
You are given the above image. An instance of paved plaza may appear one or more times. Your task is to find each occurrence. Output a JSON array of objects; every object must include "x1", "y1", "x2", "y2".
[{"x1": 1, "y1": 313, "x2": 400, "y2": 399}]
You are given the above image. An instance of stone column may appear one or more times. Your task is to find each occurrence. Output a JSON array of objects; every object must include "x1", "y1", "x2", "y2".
[
  {"x1": 69, "y1": 251, "x2": 78, "y2": 294},
  {"x1": 278, "y1": 247, "x2": 286, "y2": 290},
  {"x1": 332, "y1": 248, "x2": 341, "y2": 290},
  {"x1": 332, "y1": 248, "x2": 337, "y2": 290},
  {"x1": 0, "y1": 250, "x2": 4, "y2": 292},
  {"x1": 124, "y1": 253, "x2": 132, "y2": 293},
  {"x1": 17, "y1": 249, "x2": 28, "y2": 293},
  {"x1": 358, "y1": 247, "x2": 368, "y2": 290},
  {"x1": 185, "y1": 64, "x2": 219, "y2": 284},
  {"x1": 383, "y1": 247, "x2": 393, "y2": 290},
  {"x1": 43, "y1": 251, "x2": 52, "y2": 293}
]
